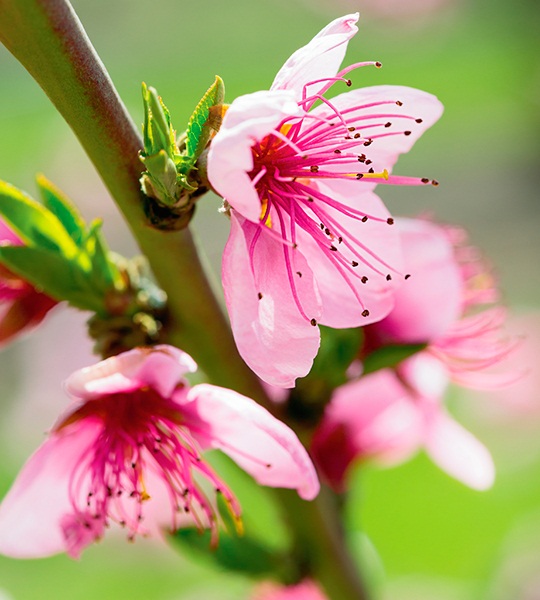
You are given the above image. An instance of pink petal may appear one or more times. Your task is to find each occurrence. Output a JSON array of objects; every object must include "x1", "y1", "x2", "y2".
[
  {"x1": 180, "y1": 384, "x2": 320, "y2": 500},
  {"x1": 312, "y1": 369, "x2": 423, "y2": 489},
  {"x1": 64, "y1": 345, "x2": 196, "y2": 400},
  {"x1": 0, "y1": 219, "x2": 23, "y2": 246},
  {"x1": 0, "y1": 292, "x2": 57, "y2": 346},
  {"x1": 207, "y1": 90, "x2": 301, "y2": 222},
  {"x1": 398, "y1": 352, "x2": 450, "y2": 399},
  {"x1": 424, "y1": 409, "x2": 495, "y2": 490},
  {"x1": 372, "y1": 218, "x2": 463, "y2": 343},
  {"x1": 271, "y1": 14, "x2": 359, "y2": 98},
  {"x1": 222, "y1": 212, "x2": 321, "y2": 388},
  {"x1": 298, "y1": 185, "x2": 402, "y2": 328},
  {"x1": 311, "y1": 85, "x2": 444, "y2": 188},
  {"x1": 0, "y1": 422, "x2": 101, "y2": 558}
]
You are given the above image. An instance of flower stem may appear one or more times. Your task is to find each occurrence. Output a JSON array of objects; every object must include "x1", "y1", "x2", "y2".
[
  {"x1": 276, "y1": 487, "x2": 370, "y2": 600},
  {"x1": 0, "y1": 2, "x2": 371, "y2": 598}
]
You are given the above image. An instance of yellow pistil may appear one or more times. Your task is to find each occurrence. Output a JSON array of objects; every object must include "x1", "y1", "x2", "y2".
[{"x1": 259, "y1": 197, "x2": 272, "y2": 228}]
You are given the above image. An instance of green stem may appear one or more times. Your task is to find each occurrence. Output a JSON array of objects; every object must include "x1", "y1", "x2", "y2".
[
  {"x1": 0, "y1": 2, "x2": 371, "y2": 598},
  {"x1": 276, "y1": 487, "x2": 370, "y2": 600}
]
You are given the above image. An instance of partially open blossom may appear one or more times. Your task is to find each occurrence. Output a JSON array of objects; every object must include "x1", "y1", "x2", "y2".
[
  {"x1": 0, "y1": 220, "x2": 57, "y2": 345},
  {"x1": 312, "y1": 354, "x2": 495, "y2": 492},
  {"x1": 0, "y1": 346, "x2": 319, "y2": 559},
  {"x1": 207, "y1": 13, "x2": 443, "y2": 387},
  {"x1": 252, "y1": 580, "x2": 327, "y2": 600},
  {"x1": 313, "y1": 218, "x2": 518, "y2": 491}
]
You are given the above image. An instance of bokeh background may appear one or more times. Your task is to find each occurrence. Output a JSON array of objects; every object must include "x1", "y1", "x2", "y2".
[{"x1": 0, "y1": 0, "x2": 539, "y2": 598}]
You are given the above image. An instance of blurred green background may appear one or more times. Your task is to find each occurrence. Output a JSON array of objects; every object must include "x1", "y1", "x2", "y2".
[{"x1": 0, "y1": 0, "x2": 539, "y2": 598}]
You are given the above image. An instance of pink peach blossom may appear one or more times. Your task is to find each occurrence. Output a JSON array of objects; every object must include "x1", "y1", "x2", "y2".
[
  {"x1": 0, "y1": 220, "x2": 57, "y2": 345},
  {"x1": 0, "y1": 346, "x2": 319, "y2": 559},
  {"x1": 207, "y1": 14, "x2": 443, "y2": 387}
]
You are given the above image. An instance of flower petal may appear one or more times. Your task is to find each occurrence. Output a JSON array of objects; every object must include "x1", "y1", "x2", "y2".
[
  {"x1": 0, "y1": 219, "x2": 23, "y2": 246},
  {"x1": 271, "y1": 13, "x2": 359, "y2": 98},
  {"x1": 207, "y1": 90, "x2": 301, "y2": 222},
  {"x1": 181, "y1": 383, "x2": 320, "y2": 500},
  {"x1": 371, "y1": 218, "x2": 463, "y2": 343},
  {"x1": 222, "y1": 212, "x2": 321, "y2": 388},
  {"x1": 298, "y1": 185, "x2": 402, "y2": 327},
  {"x1": 311, "y1": 85, "x2": 444, "y2": 187},
  {"x1": 312, "y1": 369, "x2": 423, "y2": 490},
  {"x1": 64, "y1": 345, "x2": 196, "y2": 400},
  {"x1": 424, "y1": 409, "x2": 495, "y2": 490},
  {"x1": 0, "y1": 292, "x2": 57, "y2": 346},
  {"x1": 0, "y1": 422, "x2": 100, "y2": 558}
]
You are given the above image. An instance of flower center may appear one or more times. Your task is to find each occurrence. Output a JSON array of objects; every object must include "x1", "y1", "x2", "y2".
[{"x1": 246, "y1": 71, "x2": 436, "y2": 321}]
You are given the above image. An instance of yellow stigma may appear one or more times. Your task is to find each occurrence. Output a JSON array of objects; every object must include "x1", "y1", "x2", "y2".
[{"x1": 259, "y1": 197, "x2": 272, "y2": 228}]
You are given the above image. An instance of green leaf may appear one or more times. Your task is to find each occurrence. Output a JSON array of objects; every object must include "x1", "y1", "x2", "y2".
[
  {"x1": 35, "y1": 174, "x2": 86, "y2": 246},
  {"x1": 0, "y1": 245, "x2": 104, "y2": 312},
  {"x1": 0, "y1": 180, "x2": 78, "y2": 256},
  {"x1": 84, "y1": 220, "x2": 123, "y2": 290},
  {"x1": 141, "y1": 83, "x2": 175, "y2": 157},
  {"x1": 314, "y1": 326, "x2": 363, "y2": 389},
  {"x1": 362, "y1": 342, "x2": 427, "y2": 375},
  {"x1": 172, "y1": 527, "x2": 280, "y2": 577},
  {"x1": 181, "y1": 75, "x2": 225, "y2": 173}
]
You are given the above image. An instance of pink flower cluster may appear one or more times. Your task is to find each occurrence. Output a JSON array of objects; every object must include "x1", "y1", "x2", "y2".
[{"x1": 0, "y1": 13, "x2": 519, "y2": 580}]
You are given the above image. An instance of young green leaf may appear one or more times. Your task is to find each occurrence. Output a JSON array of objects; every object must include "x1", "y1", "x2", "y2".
[
  {"x1": 0, "y1": 245, "x2": 104, "y2": 312},
  {"x1": 84, "y1": 219, "x2": 123, "y2": 290},
  {"x1": 35, "y1": 174, "x2": 86, "y2": 246},
  {"x1": 172, "y1": 527, "x2": 280, "y2": 577},
  {"x1": 0, "y1": 180, "x2": 78, "y2": 256},
  {"x1": 181, "y1": 75, "x2": 225, "y2": 173}
]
